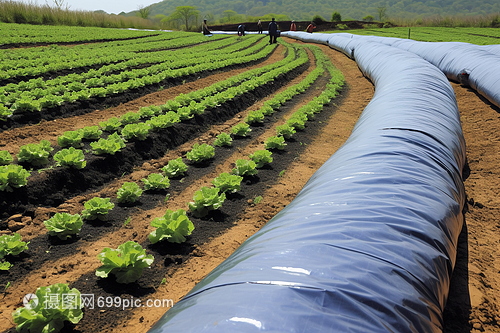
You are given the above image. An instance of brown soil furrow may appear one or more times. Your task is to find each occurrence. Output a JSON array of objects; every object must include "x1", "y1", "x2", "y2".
[{"x1": 443, "y1": 82, "x2": 500, "y2": 333}]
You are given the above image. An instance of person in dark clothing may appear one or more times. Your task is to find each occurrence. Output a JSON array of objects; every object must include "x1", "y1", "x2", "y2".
[
  {"x1": 257, "y1": 19, "x2": 263, "y2": 34},
  {"x1": 237, "y1": 24, "x2": 245, "y2": 36},
  {"x1": 202, "y1": 19, "x2": 211, "y2": 35},
  {"x1": 268, "y1": 18, "x2": 278, "y2": 44}
]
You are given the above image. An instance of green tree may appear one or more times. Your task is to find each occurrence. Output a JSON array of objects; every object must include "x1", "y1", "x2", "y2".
[
  {"x1": 377, "y1": 7, "x2": 386, "y2": 21},
  {"x1": 137, "y1": 5, "x2": 150, "y2": 19},
  {"x1": 331, "y1": 11, "x2": 342, "y2": 22},
  {"x1": 363, "y1": 15, "x2": 374, "y2": 22},
  {"x1": 223, "y1": 9, "x2": 237, "y2": 22},
  {"x1": 172, "y1": 6, "x2": 200, "y2": 31}
]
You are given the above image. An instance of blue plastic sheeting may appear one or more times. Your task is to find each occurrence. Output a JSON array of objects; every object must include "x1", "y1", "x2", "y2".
[
  {"x1": 149, "y1": 37, "x2": 466, "y2": 332},
  {"x1": 306, "y1": 32, "x2": 500, "y2": 107}
]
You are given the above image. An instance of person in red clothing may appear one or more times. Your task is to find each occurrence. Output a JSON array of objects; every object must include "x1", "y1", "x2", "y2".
[
  {"x1": 306, "y1": 22, "x2": 315, "y2": 33},
  {"x1": 290, "y1": 20, "x2": 296, "y2": 31}
]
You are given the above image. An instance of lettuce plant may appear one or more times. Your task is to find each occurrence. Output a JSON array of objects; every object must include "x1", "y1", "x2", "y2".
[
  {"x1": 79, "y1": 126, "x2": 102, "y2": 140},
  {"x1": 276, "y1": 123, "x2": 296, "y2": 139},
  {"x1": 81, "y1": 197, "x2": 114, "y2": 221},
  {"x1": 99, "y1": 117, "x2": 122, "y2": 132},
  {"x1": 231, "y1": 123, "x2": 251, "y2": 137},
  {"x1": 0, "y1": 104, "x2": 13, "y2": 121},
  {"x1": 249, "y1": 149, "x2": 273, "y2": 168},
  {"x1": 149, "y1": 209, "x2": 194, "y2": 244},
  {"x1": 0, "y1": 164, "x2": 30, "y2": 192},
  {"x1": 265, "y1": 135, "x2": 286, "y2": 150},
  {"x1": 177, "y1": 107, "x2": 193, "y2": 120},
  {"x1": 213, "y1": 132, "x2": 232, "y2": 147},
  {"x1": 17, "y1": 140, "x2": 53, "y2": 166},
  {"x1": 0, "y1": 233, "x2": 29, "y2": 270},
  {"x1": 146, "y1": 112, "x2": 180, "y2": 131},
  {"x1": 246, "y1": 110, "x2": 265, "y2": 125},
  {"x1": 119, "y1": 111, "x2": 141, "y2": 125},
  {"x1": 212, "y1": 172, "x2": 243, "y2": 193},
  {"x1": 12, "y1": 283, "x2": 83, "y2": 333},
  {"x1": 53, "y1": 147, "x2": 86, "y2": 169},
  {"x1": 90, "y1": 133, "x2": 126, "y2": 155},
  {"x1": 162, "y1": 158, "x2": 188, "y2": 178},
  {"x1": 142, "y1": 173, "x2": 170, "y2": 191},
  {"x1": 231, "y1": 159, "x2": 258, "y2": 176},
  {"x1": 186, "y1": 143, "x2": 215, "y2": 164},
  {"x1": 287, "y1": 115, "x2": 306, "y2": 130},
  {"x1": 188, "y1": 186, "x2": 226, "y2": 218},
  {"x1": 121, "y1": 123, "x2": 151, "y2": 141},
  {"x1": 0, "y1": 150, "x2": 13, "y2": 165},
  {"x1": 96, "y1": 241, "x2": 154, "y2": 284},
  {"x1": 43, "y1": 213, "x2": 83, "y2": 240},
  {"x1": 57, "y1": 130, "x2": 83, "y2": 148},
  {"x1": 117, "y1": 182, "x2": 143, "y2": 204}
]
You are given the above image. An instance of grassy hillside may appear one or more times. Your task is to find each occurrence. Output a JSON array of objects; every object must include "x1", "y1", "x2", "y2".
[{"x1": 139, "y1": 0, "x2": 500, "y2": 23}]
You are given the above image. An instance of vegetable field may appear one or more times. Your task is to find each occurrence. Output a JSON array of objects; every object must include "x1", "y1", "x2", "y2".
[{"x1": 1, "y1": 24, "x2": 499, "y2": 333}]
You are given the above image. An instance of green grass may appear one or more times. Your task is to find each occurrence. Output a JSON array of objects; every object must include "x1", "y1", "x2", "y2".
[{"x1": 326, "y1": 27, "x2": 500, "y2": 44}]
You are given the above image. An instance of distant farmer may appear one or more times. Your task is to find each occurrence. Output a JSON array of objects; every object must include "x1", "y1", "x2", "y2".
[
  {"x1": 268, "y1": 18, "x2": 278, "y2": 44},
  {"x1": 257, "y1": 19, "x2": 263, "y2": 34},
  {"x1": 306, "y1": 22, "x2": 315, "y2": 33},
  {"x1": 290, "y1": 20, "x2": 296, "y2": 31},
  {"x1": 202, "y1": 19, "x2": 210, "y2": 35},
  {"x1": 237, "y1": 24, "x2": 246, "y2": 36}
]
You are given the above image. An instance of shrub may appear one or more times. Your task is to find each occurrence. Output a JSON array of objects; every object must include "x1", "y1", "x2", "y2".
[
  {"x1": 332, "y1": 11, "x2": 342, "y2": 22},
  {"x1": 312, "y1": 15, "x2": 327, "y2": 25},
  {"x1": 363, "y1": 15, "x2": 374, "y2": 22}
]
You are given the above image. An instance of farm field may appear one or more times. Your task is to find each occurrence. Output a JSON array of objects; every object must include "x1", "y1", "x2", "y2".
[{"x1": 0, "y1": 24, "x2": 499, "y2": 333}]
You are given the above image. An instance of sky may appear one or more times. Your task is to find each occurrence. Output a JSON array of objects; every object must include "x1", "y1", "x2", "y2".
[{"x1": 13, "y1": 0, "x2": 161, "y2": 14}]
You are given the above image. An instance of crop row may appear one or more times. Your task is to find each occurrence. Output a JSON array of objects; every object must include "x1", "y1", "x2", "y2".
[
  {"x1": 0, "y1": 22, "x2": 159, "y2": 46},
  {"x1": 0, "y1": 36, "x2": 274, "y2": 119},
  {"x1": 0, "y1": 34, "x2": 232, "y2": 80},
  {"x1": 0, "y1": 41, "x2": 307, "y2": 214},
  {"x1": 0, "y1": 41, "x2": 303, "y2": 170}
]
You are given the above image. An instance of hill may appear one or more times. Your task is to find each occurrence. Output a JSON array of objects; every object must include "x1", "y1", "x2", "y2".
[{"x1": 131, "y1": 0, "x2": 500, "y2": 22}]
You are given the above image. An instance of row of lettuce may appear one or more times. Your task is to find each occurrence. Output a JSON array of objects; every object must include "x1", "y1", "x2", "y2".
[
  {"x1": 0, "y1": 39, "x2": 303, "y2": 192},
  {"x1": 0, "y1": 22, "x2": 159, "y2": 46},
  {"x1": 6, "y1": 43, "x2": 345, "y2": 333},
  {"x1": 0, "y1": 35, "x2": 276, "y2": 119}
]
